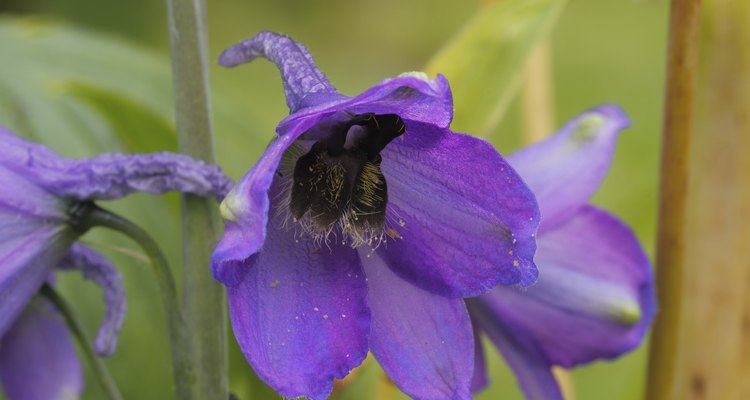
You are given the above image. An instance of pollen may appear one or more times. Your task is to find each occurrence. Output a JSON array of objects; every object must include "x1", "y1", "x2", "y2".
[
  {"x1": 269, "y1": 279, "x2": 281, "y2": 288},
  {"x1": 513, "y1": 260, "x2": 520, "y2": 267},
  {"x1": 386, "y1": 228, "x2": 403, "y2": 239}
]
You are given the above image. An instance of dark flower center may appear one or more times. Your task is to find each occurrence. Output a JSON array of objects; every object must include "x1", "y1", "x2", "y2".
[{"x1": 288, "y1": 113, "x2": 405, "y2": 246}]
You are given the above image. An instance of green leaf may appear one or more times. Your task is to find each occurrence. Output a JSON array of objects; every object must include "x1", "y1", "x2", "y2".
[
  {"x1": 0, "y1": 16, "x2": 174, "y2": 156},
  {"x1": 67, "y1": 83, "x2": 177, "y2": 153},
  {"x1": 424, "y1": 0, "x2": 566, "y2": 136}
]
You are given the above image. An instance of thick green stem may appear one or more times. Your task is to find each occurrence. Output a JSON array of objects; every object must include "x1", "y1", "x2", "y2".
[
  {"x1": 85, "y1": 206, "x2": 192, "y2": 398},
  {"x1": 40, "y1": 284, "x2": 123, "y2": 400},
  {"x1": 165, "y1": 0, "x2": 228, "y2": 399},
  {"x1": 646, "y1": 0, "x2": 701, "y2": 399}
]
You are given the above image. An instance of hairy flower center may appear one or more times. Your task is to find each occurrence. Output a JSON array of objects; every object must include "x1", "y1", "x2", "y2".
[{"x1": 286, "y1": 113, "x2": 405, "y2": 246}]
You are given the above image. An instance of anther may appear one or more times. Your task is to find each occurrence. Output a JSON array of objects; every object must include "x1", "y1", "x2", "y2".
[{"x1": 288, "y1": 112, "x2": 406, "y2": 245}]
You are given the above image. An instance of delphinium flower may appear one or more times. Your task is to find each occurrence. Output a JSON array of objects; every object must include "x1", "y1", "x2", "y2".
[
  {"x1": 468, "y1": 105, "x2": 656, "y2": 399},
  {"x1": 212, "y1": 31, "x2": 540, "y2": 400},
  {"x1": 0, "y1": 244, "x2": 120, "y2": 400},
  {"x1": 0, "y1": 126, "x2": 232, "y2": 399}
]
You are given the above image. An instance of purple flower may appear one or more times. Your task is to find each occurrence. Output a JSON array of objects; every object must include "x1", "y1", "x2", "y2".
[
  {"x1": 0, "y1": 126, "x2": 232, "y2": 399},
  {"x1": 0, "y1": 297, "x2": 82, "y2": 400},
  {"x1": 468, "y1": 105, "x2": 657, "y2": 399},
  {"x1": 212, "y1": 31, "x2": 539, "y2": 400}
]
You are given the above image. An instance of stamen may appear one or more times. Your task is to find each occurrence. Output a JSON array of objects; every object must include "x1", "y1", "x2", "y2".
[{"x1": 280, "y1": 113, "x2": 406, "y2": 247}]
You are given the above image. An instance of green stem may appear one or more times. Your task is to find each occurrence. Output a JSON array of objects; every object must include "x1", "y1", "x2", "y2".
[
  {"x1": 40, "y1": 284, "x2": 123, "y2": 400},
  {"x1": 84, "y1": 206, "x2": 193, "y2": 398},
  {"x1": 165, "y1": 0, "x2": 228, "y2": 399}
]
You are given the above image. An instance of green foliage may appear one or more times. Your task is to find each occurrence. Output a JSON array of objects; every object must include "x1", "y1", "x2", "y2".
[
  {"x1": 67, "y1": 83, "x2": 177, "y2": 153},
  {"x1": 0, "y1": 16, "x2": 173, "y2": 155},
  {"x1": 425, "y1": 0, "x2": 566, "y2": 136}
]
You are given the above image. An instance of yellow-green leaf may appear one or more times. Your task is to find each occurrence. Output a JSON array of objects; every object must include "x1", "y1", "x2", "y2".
[{"x1": 425, "y1": 0, "x2": 566, "y2": 136}]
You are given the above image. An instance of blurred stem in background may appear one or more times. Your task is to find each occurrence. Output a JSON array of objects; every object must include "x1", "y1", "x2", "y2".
[
  {"x1": 650, "y1": 0, "x2": 750, "y2": 398},
  {"x1": 520, "y1": 40, "x2": 576, "y2": 400},
  {"x1": 521, "y1": 40, "x2": 555, "y2": 145},
  {"x1": 166, "y1": 0, "x2": 228, "y2": 399},
  {"x1": 646, "y1": 0, "x2": 701, "y2": 398},
  {"x1": 41, "y1": 284, "x2": 123, "y2": 400}
]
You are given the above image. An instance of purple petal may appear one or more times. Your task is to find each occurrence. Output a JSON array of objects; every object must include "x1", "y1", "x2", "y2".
[
  {"x1": 470, "y1": 323, "x2": 489, "y2": 393},
  {"x1": 212, "y1": 117, "x2": 322, "y2": 285},
  {"x1": 1, "y1": 126, "x2": 232, "y2": 202},
  {"x1": 0, "y1": 128, "x2": 70, "y2": 219},
  {"x1": 507, "y1": 105, "x2": 630, "y2": 231},
  {"x1": 0, "y1": 221, "x2": 72, "y2": 337},
  {"x1": 227, "y1": 205, "x2": 369, "y2": 400},
  {"x1": 481, "y1": 206, "x2": 655, "y2": 367},
  {"x1": 281, "y1": 72, "x2": 454, "y2": 130},
  {"x1": 377, "y1": 121, "x2": 539, "y2": 296},
  {"x1": 219, "y1": 31, "x2": 342, "y2": 112},
  {"x1": 218, "y1": 33, "x2": 454, "y2": 129},
  {"x1": 220, "y1": 33, "x2": 453, "y2": 129},
  {"x1": 468, "y1": 299, "x2": 563, "y2": 400},
  {"x1": 0, "y1": 135, "x2": 74, "y2": 336},
  {"x1": 57, "y1": 243, "x2": 126, "y2": 357},
  {"x1": 360, "y1": 251, "x2": 473, "y2": 400},
  {"x1": 0, "y1": 299, "x2": 83, "y2": 400},
  {"x1": 40, "y1": 153, "x2": 232, "y2": 201}
]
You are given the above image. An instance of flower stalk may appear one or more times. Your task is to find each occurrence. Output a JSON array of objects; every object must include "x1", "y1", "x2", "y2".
[
  {"x1": 646, "y1": 0, "x2": 702, "y2": 398},
  {"x1": 40, "y1": 284, "x2": 123, "y2": 400},
  {"x1": 83, "y1": 205, "x2": 192, "y2": 398},
  {"x1": 165, "y1": 0, "x2": 228, "y2": 399}
]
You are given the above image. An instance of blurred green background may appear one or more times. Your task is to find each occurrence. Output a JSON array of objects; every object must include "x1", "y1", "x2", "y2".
[{"x1": 0, "y1": 0, "x2": 666, "y2": 399}]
